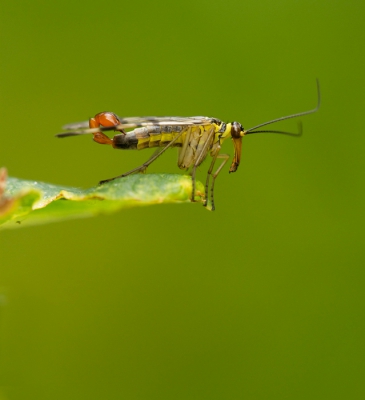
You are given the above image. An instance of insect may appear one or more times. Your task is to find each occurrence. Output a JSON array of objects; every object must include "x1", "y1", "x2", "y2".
[{"x1": 56, "y1": 81, "x2": 320, "y2": 210}]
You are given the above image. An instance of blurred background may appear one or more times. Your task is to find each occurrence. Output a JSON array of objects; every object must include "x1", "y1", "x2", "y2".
[{"x1": 1, "y1": 0, "x2": 364, "y2": 399}]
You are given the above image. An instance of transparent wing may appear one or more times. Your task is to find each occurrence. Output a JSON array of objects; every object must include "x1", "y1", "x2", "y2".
[
  {"x1": 117, "y1": 116, "x2": 214, "y2": 127},
  {"x1": 62, "y1": 116, "x2": 215, "y2": 130},
  {"x1": 62, "y1": 120, "x2": 90, "y2": 130}
]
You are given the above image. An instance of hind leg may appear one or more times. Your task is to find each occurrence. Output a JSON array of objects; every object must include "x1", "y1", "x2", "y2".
[{"x1": 99, "y1": 129, "x2": 185, "y2": 185}]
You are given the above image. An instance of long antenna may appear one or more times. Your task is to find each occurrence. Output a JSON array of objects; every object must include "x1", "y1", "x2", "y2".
[
  {"x1": 244, "y1": 79, "x2": 320, "y2": 135},
  {"x1": 245, "y1": 121, "x2": 303, "y2": 137}
]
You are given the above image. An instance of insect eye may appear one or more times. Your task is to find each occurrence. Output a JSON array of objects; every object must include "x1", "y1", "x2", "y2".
[{"x1": 231, "y1": 122, "x2": 242, "y2": 139}]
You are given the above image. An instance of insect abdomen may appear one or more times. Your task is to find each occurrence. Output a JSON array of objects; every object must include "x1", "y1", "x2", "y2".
[{"x1": 113, "y1": 125, "x2": 185, "y2": 150}]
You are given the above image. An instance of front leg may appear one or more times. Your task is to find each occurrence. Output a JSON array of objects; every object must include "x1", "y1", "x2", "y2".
[{"x1": 208, "y1": 153, "x2": 229, "y2": 211}]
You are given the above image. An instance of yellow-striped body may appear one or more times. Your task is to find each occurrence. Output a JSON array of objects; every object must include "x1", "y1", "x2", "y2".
[{"x1": 113, "y1": 122, "x2": 231, "y2": 170}]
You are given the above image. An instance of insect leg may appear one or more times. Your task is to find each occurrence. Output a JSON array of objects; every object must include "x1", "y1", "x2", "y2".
[
  {"x1": 190, "y1": 127, "x2": 215, "y2": 202},
  {"x1": 177, "y1": 127, "x2": 192, "y2": 167},
  {"x1": 99, "y1": 129, "x2": 186, "y2": 185},
  {"x1": 204, "y1": 150, "x2": 220, "y2": 207},
  {"x1": 117, "y1": 148, "x2": 162, "y2": 176},
  {"x1": 208, "y1": 154, "x2": 230, "y2": 211}
]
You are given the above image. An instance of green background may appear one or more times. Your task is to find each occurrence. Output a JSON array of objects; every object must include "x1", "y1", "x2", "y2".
[{"x1": 1, "y1": 1, "x2": 364, "y2": 399}]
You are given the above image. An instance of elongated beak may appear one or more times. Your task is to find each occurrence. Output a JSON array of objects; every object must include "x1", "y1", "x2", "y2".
[{"x1": 229, "y1": 137, "x2": 242, "y2": 173}]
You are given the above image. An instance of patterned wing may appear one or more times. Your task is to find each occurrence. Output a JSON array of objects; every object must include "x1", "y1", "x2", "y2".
[{"x1": 62, "y1": 116, "x2": 216, "y2": 131}]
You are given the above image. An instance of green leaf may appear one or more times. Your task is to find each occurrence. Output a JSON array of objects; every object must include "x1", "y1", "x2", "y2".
[{"x1": 0, "y1": 169, "x2": 206, "y2": 230}]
